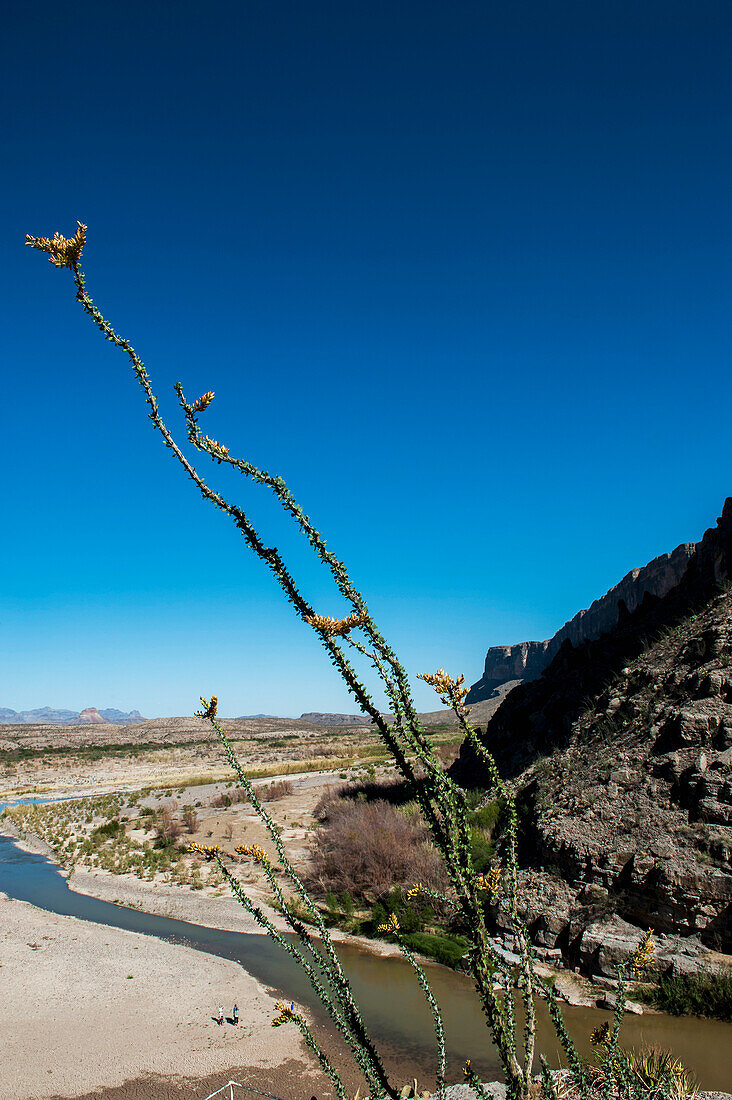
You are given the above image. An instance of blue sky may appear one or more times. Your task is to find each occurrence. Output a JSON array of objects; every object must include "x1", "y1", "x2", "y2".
[{"x1": 2, "y1": 1, "x2": 730, "y2": 717}]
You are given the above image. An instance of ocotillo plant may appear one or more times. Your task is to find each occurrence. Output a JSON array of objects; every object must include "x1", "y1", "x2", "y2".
[{"x1": 26, "y1": 223, "x2": 654, "y2": 1100}]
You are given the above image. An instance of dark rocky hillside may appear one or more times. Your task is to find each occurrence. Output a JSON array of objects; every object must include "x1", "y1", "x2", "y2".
[
  {"x1": 468, "y1": 531, "x2": 699, "y2": 703},
  {"x1": 452, "y1": 499, "x2": 732, "y2": 977}
]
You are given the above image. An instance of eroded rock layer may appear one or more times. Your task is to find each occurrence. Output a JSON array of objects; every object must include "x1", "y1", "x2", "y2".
[
  {"x1": 468, "y1": 532, "x2": 700, "y2": 703},
  {"x1": 453, "y1": 499, "x2": 732, "y2": 976}
]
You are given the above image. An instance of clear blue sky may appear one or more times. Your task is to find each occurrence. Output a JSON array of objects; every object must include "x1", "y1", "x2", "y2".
[{"x1": 2, "y1": 1, "x2": 730, "y2": 717}]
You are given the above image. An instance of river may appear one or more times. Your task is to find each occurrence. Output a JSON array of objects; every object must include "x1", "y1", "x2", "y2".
[{"x1": 0, "y1": 821, "x2": 730, "y2": 1089}]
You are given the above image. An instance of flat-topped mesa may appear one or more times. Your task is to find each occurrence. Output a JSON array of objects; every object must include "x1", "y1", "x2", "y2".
[
  {"x1": 74, "y1": 707, "x2": 105, "y2": 725},
  {"x1": 467, "y1": 640, "x2": 550, "y2": 702},
  {"x1": 467, "y1": 535, "x2": 701, "y2": 704}
]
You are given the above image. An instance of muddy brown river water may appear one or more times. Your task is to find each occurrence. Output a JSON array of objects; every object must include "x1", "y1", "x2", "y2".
[{"x1": 0, "y1": 828, "x2": 730, "y2": 1090}]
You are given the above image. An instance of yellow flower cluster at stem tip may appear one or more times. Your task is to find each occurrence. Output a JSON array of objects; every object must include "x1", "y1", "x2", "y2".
[
  {"x1": 377, "y1": 913, "x2": 400, "y2": 935},
  {"x1": 188, "y1": 842, "x2": 221, "y2": 860},
  {"x1": 305, "y1": 610, "x2": 369, "y2": 637},
  {"x1": 191, "y1": 391, "x2": 215, "y2": 412},
  {"x1": 235, "y1": 843, "x2": 268, "y2": 863},
  {"x1": 25, "y1": 221, "x2": 87, "y2": 268},
  {"x1": 196, "y1": 695, "x2": 218, "y2": 719},
  {"x1": 463, "y1": 1061, "x2": 472, "y2": 1078},
  {"x1": 589, "y1": 1021, "x2": 610, "y2": 1047},
  {"x1": 630, "y1": 928, "x2": 655, "y2": 974},
  {"x1": 416, "y1": 669, "x2": 471, "y2": 715},
  {"x1": 406, "y1": 883, "x2": 423, "y2": 899},
  {"x1": 475, "y1": 866, "x2": 502, "y2": 896},
  {"x1": 201, "y1": 434, "x2": 230, "y2": 456},
  {"x1": 271, "y1": 1001, "x2": 296, "y2": 1027}
]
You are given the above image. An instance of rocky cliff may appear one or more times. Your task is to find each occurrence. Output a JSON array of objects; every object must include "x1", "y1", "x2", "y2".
[
  {"x1": 452, "y1": 498, "x2": 732, "y2": 978},
  {"x1": 467, "y1": 536, "x2": 698, "y2": 703},
  {"x1": 467, "y1": 641, "x2": 551, "y2": 701}
]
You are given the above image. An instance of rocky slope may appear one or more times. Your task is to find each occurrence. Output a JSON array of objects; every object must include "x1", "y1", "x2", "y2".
[
  {"x1": 468, "y1": 534, "x2": 699, "y2": 702},
  {"x1": 453, "y1": 499, "x2": 732, "y2": 977}
]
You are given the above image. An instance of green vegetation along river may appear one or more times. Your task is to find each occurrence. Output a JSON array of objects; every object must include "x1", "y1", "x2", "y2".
[{"x1": 1, "y1": 827, "x2": 731, "y2": 1089}]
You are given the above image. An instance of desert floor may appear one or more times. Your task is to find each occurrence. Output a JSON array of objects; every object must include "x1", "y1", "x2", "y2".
[{"x1": 0, "y1": 892, "x2": 324, "y2": 1100}]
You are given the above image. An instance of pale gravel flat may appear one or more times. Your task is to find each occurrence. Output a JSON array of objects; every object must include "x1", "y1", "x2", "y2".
[{"x1": 0, "y1": 894, "x2": 317, "y2": 1100}]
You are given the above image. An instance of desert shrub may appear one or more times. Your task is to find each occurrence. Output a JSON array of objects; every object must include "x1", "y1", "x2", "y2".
[
  {"x1": 593, "y1": 1046, "x2": 700, "y2": 1100},
  {"x1": 381, "y1": 886, "x2": 435, "y2": 933},
  {"x1": 92, "y1": 818, "x2": 121, "y2": 838},
  {"x1": 312, "y1": 786, "x2": 348, "y2": 817},
  {"x1": 365, "y1": 888, "x2": 416, "y2": 932},
  {"x1": 470, "y1": 800, "x2": 501, "y2": 834},
  {"x1": 182, "y1": 808, "x2": 199, "y2": 834},
  {"x1": 469, "y1": 826, "x2": 495, "y2": 873},
  {"x1": 401, "y1": 932, "x2": 471, "y2": 970},
  {"x1": 637, "y1": 968, "x2": 732, "y2": 1021},
  {"x1": 211, "y1": 792, "x2": 232, "y2": 808},
  {"x1": 154, "y1": 806, "x2": 182, "y2": 846},
  {"x1": 434, "y1": 743, "x2": 460, "y2": 766},
  {"x1": 254, "y1": 779, "x2": 294, "y2": 801},
  {"x1": 340, "y1": 890, "x2": 354, "y2": 916},
  {"x1": 308, "y1": 798, "x2": 447, "y2": 900},
  {"x1": 464, "y1": 786, "x2": 488, "y2": 810},
  {"x1": 325, "y1": 891, "x2": 339, "y2": 915},
  {"x1": 314, "y1": 777, "x2": 417, "y2": 816},
  {"x1": 370, "y1": 900, "x2": 387, "y2": 932}
]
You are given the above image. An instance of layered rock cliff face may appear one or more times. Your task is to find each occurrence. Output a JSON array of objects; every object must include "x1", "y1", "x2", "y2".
[
  {"x1": 467, "y1": 538, "x2": 698, "y2": 703},
  {"x1": 467, "y1": 641, "x2": 551, "y2": 700},
  {"x1": 452, "y1": 498, "x2": 732, "y2": 976}
]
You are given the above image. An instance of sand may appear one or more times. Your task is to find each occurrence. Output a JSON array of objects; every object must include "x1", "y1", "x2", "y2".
[{"x1": 0, "y1": 893, "x2": 321, "y2": 1100}]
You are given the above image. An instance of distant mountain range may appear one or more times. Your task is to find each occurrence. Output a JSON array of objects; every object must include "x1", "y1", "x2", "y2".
[
  {"x1": 0, "y1": 707, "x2": 146, "y2": 726},
  {"x1": 299, "y1": 711, "x2": 374, "y2": 725}
]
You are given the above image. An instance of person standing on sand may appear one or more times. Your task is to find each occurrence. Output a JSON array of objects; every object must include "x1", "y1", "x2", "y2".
[
  {"x1": 217, "y1": 1006, "x2": 224, "y2": 1026},
  {"x1": 233, "y1": 1003, "x2": 239, "y2": 1026}
]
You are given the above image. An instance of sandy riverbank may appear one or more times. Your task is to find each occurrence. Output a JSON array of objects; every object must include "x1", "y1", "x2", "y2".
[
  {"x1": 0, "y1": 893, "x2": 320, "y2": 1100},
  {"x1": 6, "y1": 828, "x2": 584, "y2": 992},
  {"x1": 4, "y1": 820, "x2": 402, "y2": 961},
  {"x1": 67, "y1": 864, "x2": 405, "y2": 958}
]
